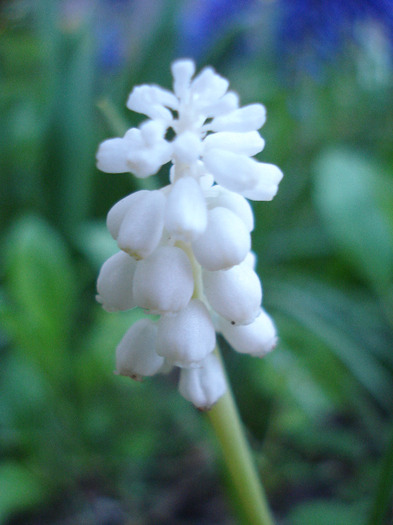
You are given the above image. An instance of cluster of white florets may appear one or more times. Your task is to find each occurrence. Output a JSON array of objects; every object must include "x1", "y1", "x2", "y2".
[{"x1": 96, "y1": 59, "x2": 283, "y2": 410}]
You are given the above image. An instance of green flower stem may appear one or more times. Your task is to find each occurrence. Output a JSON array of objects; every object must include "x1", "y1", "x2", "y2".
[
  {"x1": 179, "y1": 241, "x2": 274, "y2": 524},
  {"x1": 206, "y1": 352, "x2": 275, "y2": 525},
  {"x1": 178, "y1": 242, "x2": 274, "y2": 525}
]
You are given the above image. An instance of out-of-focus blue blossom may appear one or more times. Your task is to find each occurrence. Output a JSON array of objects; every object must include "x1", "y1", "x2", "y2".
[
  {"x1": 99, "y1": 24, "x2": 127, "y2": 70},
  {"x1": 96, "y1": 0, "x2": 132, "y2": 72},
  {"x1": 276, "y1": 0, "x2": 393, "y2": 77},
  {"x1": 177, "y1": 0, "x2": 256, "y2": 60},
  {"x1": 61, "y1": 0, "x2": 165, "y2": 73},
  {"x1": 61, "y1": 0, "x2": 131, "y2": 71}
]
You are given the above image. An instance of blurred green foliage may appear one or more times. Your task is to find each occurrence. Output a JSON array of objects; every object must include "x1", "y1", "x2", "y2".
[{"x1": 0, "y1": 1, "x2": 393, "y2": 524}]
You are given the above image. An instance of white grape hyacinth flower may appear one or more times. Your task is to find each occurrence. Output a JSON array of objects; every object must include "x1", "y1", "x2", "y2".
[{"x1": 96, "y1": 59, "x2": 282, "y2": 410}]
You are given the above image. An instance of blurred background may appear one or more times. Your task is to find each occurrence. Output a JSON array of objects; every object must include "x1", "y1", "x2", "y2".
[{"x1": 1, "y1": 0, "x2": 393, "y2": 523}]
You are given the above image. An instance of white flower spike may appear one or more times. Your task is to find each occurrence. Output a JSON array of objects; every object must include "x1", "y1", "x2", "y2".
[{"x1": 96, "y1": 59, "x2": 282, "y2": 408}]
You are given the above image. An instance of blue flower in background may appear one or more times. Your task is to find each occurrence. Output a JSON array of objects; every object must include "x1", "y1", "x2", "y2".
[
  {"x1": 96, "y1": 0, "x2": 132, "y2": 71},
  {"x1": 276, "y1": 0, "x2": 393, "y2": 77},
  {"x1": 177, "y1": 0, "x2": 255, "y2": 60}
]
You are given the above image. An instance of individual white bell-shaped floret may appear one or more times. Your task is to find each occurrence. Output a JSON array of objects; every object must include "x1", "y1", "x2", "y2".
[
  {"x1": 192, "y1": 207, "x2": 251, "y2": 271},
  {"x1": 205, "y1": 185, "x2": 254, "y2": 232},
  {"x1": 156, "y1": 299, "x2": 216, "y2": 368},
  {"x1": 165, "y1": 177, "x2": 207, "y2": 242},
  {"x1": 115, "y1": 318, "x2": 164, "y2": 380},
  {"x1": 243, "y1": 251, "x2": 257, "y2": 270},
  {"x1": 202, "y1": 91, "x2": 239, "y2": 119},
  {"x1": 190, "y1": 67, "x2": 229, "y2": 110},
  {"x1": 126, "y1": 122, "x2": 172, "y2": 178},
  {"x1": 172, "y1": 131, "x2": 201, "y2": 164},
  {"x1": 97, "y1": 128, "x2": 146, "y2": 174},
  {"x1": 172, "y1": 58, "x2": 195, "y2": 99},
  {"x1": 204, "y1": 149, "x2": 274, "y2": 195},
  {"x1": 240, "y1": 163, "x2": 284, "y2": 201},
  {"x1": 96, "y1": 251, "x2": 137, "y2": 312},
  {"x1": 111, "y1": 190, "x2": 166, "y2": 260},
  {"x1": 126, "y1": 85, "x2": 178, "y2": 121},
  {"x1": 96, "y1": 136, "x2": 131, "y2": 173},
  {"x1": 133, "y1": 245, "x2": 194, "y2": 314},
  {"x1": 97, "y1": 125, "x2": 172, "y2": 178},
  {"x1": 203, "y1": 262, "x2": 262, "y2": 325},
  {"x1": 107, "y1": 190, "x2": 146, "y2": 240},
  {"x1": 203, "y1": 130, "x2": 265, "y2": 157},
  {"x1": 220, "y1": 309, "x2": 277, "y2": 357},
  {"x1": 178, "y1": 353, "x2": 226, "y2": 410},
  {"x1": 209, "y1": 103, "x2": 266, "y2": 132}
]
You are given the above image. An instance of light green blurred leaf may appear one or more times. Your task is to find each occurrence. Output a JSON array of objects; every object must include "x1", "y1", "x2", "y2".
[
  {"x1": 76, "y1": 306, "x2": 148, "y2": 391},
  {"x1": 2, "y1": 215, "x2": 76, "y2": 381},
  {"x1": 75, "y1": 220, "x2": 118, "y2": 270},
  {"x1": 55, "y1": 26, "x2": 96, "y2": 233},
  {"x1": 313, "y1": 148, "x2": 393, "y2": 290},
  {"x1": 271, "y1": 279, "x2": 393, "y2": 411}
]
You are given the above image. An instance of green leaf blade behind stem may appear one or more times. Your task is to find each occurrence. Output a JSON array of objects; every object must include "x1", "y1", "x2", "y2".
[
  {"x1": 313, "y1": 148, "x2": 393, "y2": 292},
  {"x1": 270, "y1": 279, "x2": 393, "y2": 412}
]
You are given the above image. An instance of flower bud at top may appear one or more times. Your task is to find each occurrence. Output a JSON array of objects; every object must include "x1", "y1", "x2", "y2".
[
  {"x1": 126, "y1": 85, "x2": 178, "y2": 121},
  {"x1": 209, "y1": 104, "x2": 266, "y2": 133},
  {"x1": 203, "y1": 150, "x2": 265, "y2": 195},
  {"x1": 190, "y1": 67, "x2": 229, "y2": 108},
  {"x1": 171, "y1": 58, "x2": 195, "y2": 99},
  {"x1": 96, "y1": 137, "x2": 131, "y2": 173},
  {"x1": 240, "y1": 163, "x2": 284, "y2": 201},
  {"x1": 173, "y1": 131, "x2": 202, "y2": 164},
  {"x1": 203, "y1": 131, "x2": 265, "y2": 157}
]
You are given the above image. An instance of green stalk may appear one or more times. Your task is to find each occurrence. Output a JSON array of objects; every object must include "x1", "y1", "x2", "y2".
[
  {"x1": 206, "y1": 354, "x2": 275, "y2": 525},
  {"x1": 180, "y1": 240, "x2": 274, "y2": 524}
]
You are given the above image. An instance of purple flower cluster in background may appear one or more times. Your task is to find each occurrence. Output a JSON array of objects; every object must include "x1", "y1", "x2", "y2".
[
  {"x1": 176, "y1": 0, "x2": 393, "y2": 78},
  {"x1": 275, "y1": 0, "x2": 393, "y2": 76},
  {"x1": 177, "y1": 0, "x2": 255, "y2": 60},
  {"x1": 66, "y1": 0, "x2": 393, "y2": 78}
]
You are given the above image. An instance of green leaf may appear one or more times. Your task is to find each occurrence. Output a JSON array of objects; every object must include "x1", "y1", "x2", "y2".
[
  {"x1": 313, "y1": 148, "x2": 393, "y2": 290},
  {"x1": 75, "y1": 220, "x2": 118, "y2": 270},
  {"x1": 2, "y1": 215, "x2": 76, "y2": 381},
  {"x1": 0, "y1": 461, "x2": 47, "y2": 523},
  {"x1": 288, "y1": 500, "x2": 366, "y2": 525},
  {"x1": 270, "y1": 279, "x2": 393, "y2": 411},
  {"x1": 367, "y1": 423, "x2": 393, "y2": 525}
]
